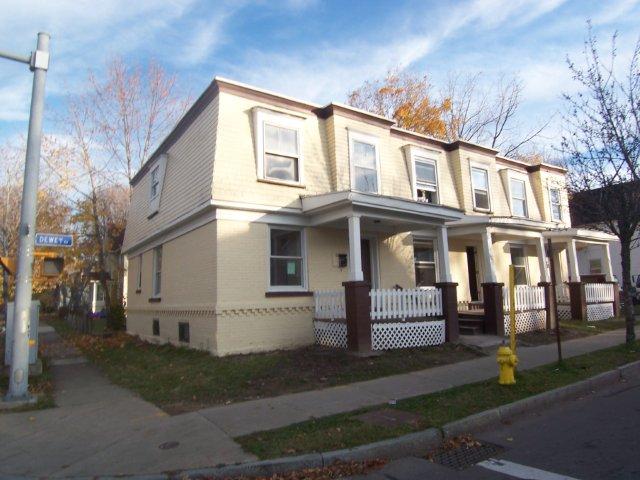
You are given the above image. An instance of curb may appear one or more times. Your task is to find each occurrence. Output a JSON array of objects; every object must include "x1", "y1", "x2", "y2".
[{"x1": 2, "y1": 360, "x2": 639, "y2": 480}]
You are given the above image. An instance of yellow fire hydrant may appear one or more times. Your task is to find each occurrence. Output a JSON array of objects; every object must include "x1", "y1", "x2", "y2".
[{"x1": 497, "y1": 345, "x2": 518, "y2": 385}]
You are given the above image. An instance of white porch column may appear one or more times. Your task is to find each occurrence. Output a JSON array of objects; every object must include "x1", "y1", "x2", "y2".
[
  {"x1": 535, "y1": 235, "x2": 550, "y2": 283},
  {"x1": 347, "y1": 215, "x2": 363, "y2": 281},
  {"x1": 567, "y1": 239, "x2": 581, "y2": 282},
  {"x1": 436, "y1": 225, "x2": 452, "y2": 282},
  {"x1": 91, "y1": 282, "x2": 98, "y2": 313},
  {"x1": 481, "y1": 228, "x2": 497, "y2": 283},
  {"x1": 602, "y1": 243, "x2": 615, "y2": 282}
]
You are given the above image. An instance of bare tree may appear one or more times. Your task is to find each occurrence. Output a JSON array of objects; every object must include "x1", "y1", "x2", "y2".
[
  {"x1": 440, "y1": 72, "x2": 549, "y2": 158},
  {"x1": 46, "y1": 59, "x2": 187, "y2": 324},
  {"x1": 89, "y1": 58, "x2": 189, "y2": 183},
  {"x1": 562, "y1": 25, "x2": 640, "y2": 344}
]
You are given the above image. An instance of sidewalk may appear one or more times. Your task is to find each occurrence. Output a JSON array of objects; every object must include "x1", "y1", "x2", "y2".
[
  {"x1": 0, "y1": 326, "x2": 628, "y2": 477},
  {"x1": 196, "y1": 329, "x2": 627, "y2": 437},
  {"x1": 0, "y1": 326, "x2": 253, "y2": 477}
]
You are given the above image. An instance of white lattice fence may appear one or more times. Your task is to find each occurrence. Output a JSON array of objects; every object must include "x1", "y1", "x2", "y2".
[
  {"x1": 585, "y1": 283, "x2": 614, "y2": 303},
  {"x1": 371, "y1": 320, "x2": 445, "y2": 350},
  {"x1": 370, "y1": 288, "x2": 442, "y2": 320},
  {"x1": 587, "y1": 303, "x2": 614, "y2": 322},
  {"x1": 557, "y1": 305, "x2": 572, "y2": 321},
  {"x1": 314, "y1": 321, "x2": 347, "y2": 348},
  {"x1": 504, "y1": 310, "x2": 547, "y2": 335}
]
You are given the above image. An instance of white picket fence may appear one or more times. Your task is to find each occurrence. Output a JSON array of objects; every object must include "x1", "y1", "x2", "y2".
[
  {"x1": 585, "y1": 283, "x2": 614, "y2": 303},
  {"x1": 556, "y1": 284, "x2": 570, "y2": 303},
  {"x1": 314, "y1": 290, "x2": 345, "y2": 320},
  {"x1": 503, "y1": 285, "x2": 546, "y2": 312},
  {"x1": 370, "y1": 288, "x2": 442, "y2": 320}
]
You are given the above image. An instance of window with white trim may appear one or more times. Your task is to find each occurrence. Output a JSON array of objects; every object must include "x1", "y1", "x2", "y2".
[
  {"x1": 269, "y1": 227, "x2": 305, "y2": 290},
  {"x1": 413, "y1": 240, "x2": 437, "y2": 287},
  {"x1": 414, "y1": 157, "x2": 439, "y2": 203},
  {"x1": 510, "y1": 178, "x2": 528, "y2": 217},
  {"x1": 152, "y1": 246, "x2": 162, "y2": 297},
  {"x1": 263, "y1": 123, "x2": 300, "y2": 182},
  {"x1": 471, "y1": 166, "x2": 490, "y2": 210},
  {"x1": 254, "y1": 109, "x2": 304, "y2": 185},
  {"x1": 150, "y1": 165, "x2": 160, "y2": 200},
  {"x1": 136, "y1": 255, "x2": 142, "y2": 291},
  {"x1": 549, "y1": 188, "x2": 562, "y2": 221},
  {"x1": 510, "y1": 245, "x2": 528, "y2": 285},
  {"x1": 349, "y1": 132, "x2": 380, "y2": 194}
]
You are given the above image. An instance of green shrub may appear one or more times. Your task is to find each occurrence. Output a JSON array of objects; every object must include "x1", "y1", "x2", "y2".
[{"x1": 108, "y1": 302, "x2": 126, "y2": 331}]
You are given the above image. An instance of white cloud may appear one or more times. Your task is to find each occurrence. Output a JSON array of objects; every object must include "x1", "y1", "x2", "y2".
[{"x1": 226, "y1": 0, "x2": 567, "y2": 103}]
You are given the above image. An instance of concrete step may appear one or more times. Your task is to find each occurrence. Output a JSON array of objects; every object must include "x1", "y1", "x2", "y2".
[{"x1": 459, "y1": 325, "x2": 483, "y2": 335}]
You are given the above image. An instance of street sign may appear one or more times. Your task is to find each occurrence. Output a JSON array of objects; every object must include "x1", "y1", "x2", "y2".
[{"x1": 35, "y1": 233, "x2": 73, "y2": 247}]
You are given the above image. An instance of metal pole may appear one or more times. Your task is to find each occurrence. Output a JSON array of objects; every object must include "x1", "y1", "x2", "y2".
[
  {"x1": 547, "y1": 238, "x2": 562, "y2": 363},
  {"x1": 5, "y1": 32, "x2": 50, "y2": 401}
]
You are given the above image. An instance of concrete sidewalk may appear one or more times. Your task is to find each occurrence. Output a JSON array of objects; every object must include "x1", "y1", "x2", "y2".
[
  {"x1": 196, "y1": 329, "x2": 627, "y2": 437},
  {"x1": 0, "y1": 327, "x2": 253, "y2": 477},
  {"x1": 0, "y1": 326, "x2": 628, "y2": 477}
]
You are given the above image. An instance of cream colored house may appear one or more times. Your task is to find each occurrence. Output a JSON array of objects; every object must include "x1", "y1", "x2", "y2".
[{"x1": 122, "y1": 77, "x2": 617, "y2": 355}]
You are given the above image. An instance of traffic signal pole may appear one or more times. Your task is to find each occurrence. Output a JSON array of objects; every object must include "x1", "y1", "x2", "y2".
[{"x1": 2, "y1": 32, "x2": 50, "y2": 401}]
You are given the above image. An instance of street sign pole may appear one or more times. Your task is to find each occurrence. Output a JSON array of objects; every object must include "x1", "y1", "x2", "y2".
[{"x1": 4, "y1": 32, "x2": 50, "y2": 401}]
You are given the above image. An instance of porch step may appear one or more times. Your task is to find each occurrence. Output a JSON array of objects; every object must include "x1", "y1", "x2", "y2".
[
  {"x1": 458, "y1": 313, "x2": 485, "y2": 335},
  {"x1": 459, "y1": 325, "x2": 482, "y2": 335}
]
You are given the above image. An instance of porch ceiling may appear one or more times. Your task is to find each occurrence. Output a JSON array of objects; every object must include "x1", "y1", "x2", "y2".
[{"x1": 300, "y1": 190, "x2": 464, "y2": 232}]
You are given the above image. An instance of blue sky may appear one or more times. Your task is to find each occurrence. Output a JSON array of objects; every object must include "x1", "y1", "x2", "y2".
[{"x1": 1, "y1": 0, "x2": 639, "y2": 151}]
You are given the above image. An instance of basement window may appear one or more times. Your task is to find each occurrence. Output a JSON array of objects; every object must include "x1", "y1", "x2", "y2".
[
  {"x1": 178, "y1": 322, "x2": 190, "y2": 343},
  {"x1": 152, "y1": 319, "x2": 160, "y2": 336}
]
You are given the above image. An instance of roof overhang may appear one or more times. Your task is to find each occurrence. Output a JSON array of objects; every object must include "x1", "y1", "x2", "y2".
[
  {"x1": 301, "y1": 191, "x2": 464, "y2": 231},
  {"x1": 542, "y1": 228, "x2": 617, "y2": 244},
  {"x1": 447, "y1": 215, "x2": 555, "y2": 238}
]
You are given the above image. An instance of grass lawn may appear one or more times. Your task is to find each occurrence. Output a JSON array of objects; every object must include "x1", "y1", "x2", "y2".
[
  {"x1": 516, "y1": 317, "x2": 635, "y2": 346},
  {"x1": 237, "y1": 341, "x2": 640, "y2": 459},
  {"x1": 0, "y1": 353, "x2": 55, "y2": 413},
  {"x1": 46, "y1": 317, "x2": 481, "y2": 414},
  {"x1": 562, "y1": 317, "x2": 638, "y2": 335}
]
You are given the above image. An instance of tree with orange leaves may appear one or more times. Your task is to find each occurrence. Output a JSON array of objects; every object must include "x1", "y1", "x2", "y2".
[{"x1": 347, "y1": 70, "x2": 450, "y2": 138}]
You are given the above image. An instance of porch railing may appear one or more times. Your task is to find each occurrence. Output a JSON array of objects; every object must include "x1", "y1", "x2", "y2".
[
  {"x1": 555, "y1": 284, "x2": 570, "y2": 303},
  {"x1": 503, "y1": 285, "x2": 546, "y2": 312},
  {"x1": 370, "y1": 288, "x2": 442, "y2": 320},
  {"x1": 585, "y1": 283, "x2": 614, "y2": 303},
  {"x1": 314, "y1": 290, "x2": 345, "y2": 320}
]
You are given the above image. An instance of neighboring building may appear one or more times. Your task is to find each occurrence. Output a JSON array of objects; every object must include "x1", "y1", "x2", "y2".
[
  {"x1": 570, "y1": 186, "x2": 640, "y2": 287},
  {"x1": 122, "y1": 77, "x2": 617, "y2": 355}
]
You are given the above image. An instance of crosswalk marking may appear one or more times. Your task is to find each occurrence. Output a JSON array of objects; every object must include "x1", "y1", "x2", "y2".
[{"x1": 478, "y1": 458, "x2": 581, "y2": 480}]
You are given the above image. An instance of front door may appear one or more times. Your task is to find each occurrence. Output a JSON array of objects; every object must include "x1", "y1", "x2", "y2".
[
  {"x1": 361, "y1": 239, "x2": 373, "y2": 287},
  {"x1": 466, "y1": 246, "x2": 479, "y2": 301}
]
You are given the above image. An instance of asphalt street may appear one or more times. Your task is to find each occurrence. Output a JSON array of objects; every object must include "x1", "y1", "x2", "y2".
[{"x1": 349, "y1": 373, "x2": 640, "y2": 479}]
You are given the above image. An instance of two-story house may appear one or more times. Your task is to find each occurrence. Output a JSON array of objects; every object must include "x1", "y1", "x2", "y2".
[{"x1": 122, "y1": 77, "x2": 617, "y2": 355}]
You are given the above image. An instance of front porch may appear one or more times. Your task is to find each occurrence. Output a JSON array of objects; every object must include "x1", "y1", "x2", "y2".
[{"x1": 301, "y1": 191, "x2": 463, "y2": 353}]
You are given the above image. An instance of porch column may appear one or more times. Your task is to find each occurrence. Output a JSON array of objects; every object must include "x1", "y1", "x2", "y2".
[
  {"x1": 436, "y1": 225, "x2": 452, "y2": 282},
  {"x1": 481, "y1": 228, "x2": 497, "y2": 283},
  {"x1": 347, "y1": 215, "x2": 363, "y2": 282},
  {"x1": 535, "y1": 235, "x2": 550, "y2": 283},
  {"x1": 602, "y1": 243, "x2": 615, "y2": 282},
  {"x1": 567, "y1": 239, "x2": 581, "y2": 282},
  {"x1": 481, "y1": 228, "x2": 504, "y2": 336}
]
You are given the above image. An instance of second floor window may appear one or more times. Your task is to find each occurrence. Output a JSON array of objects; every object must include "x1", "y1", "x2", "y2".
[
  {"x1": 415, "y1": 158, "x2": 438, "y2": 203},
  {"x1": 471, "y1": 167, "x2": 490, "y2": 210},
  {"x1": 550, "y1": 188, "x2": 562, "y2": 221},
  {"x1": 264, "y1": 123, "x2": 300, "y2": 182},
  {"x1": 510, "y1": 178, "x2": 528, "y2": 217},
  {"x1": 349, "y1": 131, "x2": 380, "y2": 194},
  {"x1": 152, "y1": 246, "x2": 162, "y2": 297},
  {"x1": 150, "y1": 165, "x2": 160, "y2": 199}
]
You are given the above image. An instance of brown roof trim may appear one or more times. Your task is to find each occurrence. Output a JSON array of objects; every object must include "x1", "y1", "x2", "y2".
[
  {"x1": 389, "y1": 128, "x2": 448, "y2": 149},
  {"x1": 445, "y1": 140, "x2": 499, "y2": 156},
  {"x1": 526, "y1": 163, "x2": 568, "y2": 174},
  {"x1": 316, "y1": 103, "x2": 396, "y2": 128},
  {"x1": 217, "y1": 78, "x2": 318, "y2": 115},
  {"x1": 131, "y1": 81, "x2": 220, "y2": 186},
  {"x1": 496, "y1": 156, "x2": 529, "y2": 171}
]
